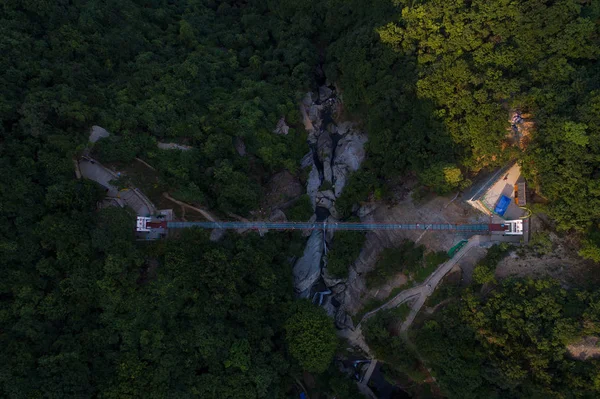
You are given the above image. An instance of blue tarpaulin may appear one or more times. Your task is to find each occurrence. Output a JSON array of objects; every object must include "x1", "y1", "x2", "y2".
[{"x1": 494, "y1": 195, "x2": 511, "y2": 216}]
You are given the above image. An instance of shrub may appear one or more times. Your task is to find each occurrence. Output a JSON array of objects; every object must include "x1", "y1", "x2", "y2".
[
  {"x1": 335, "y1": 170, "x2": 378, "y2": 218},
  {"x1": 286, "y1": 194, "x2": 314, "y2": 221},
  {"x1": 366, "y1": 240, "x2": 424, "y2": 288},
  {"x1": 327, "y1": 230, "x2": 366, "y2": 278}
]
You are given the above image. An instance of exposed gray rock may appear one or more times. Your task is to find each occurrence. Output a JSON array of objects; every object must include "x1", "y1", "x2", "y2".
[
  {"x1": 293, "y1": 230, "x2": 324, "y2": 297},
  {"x1": 317, "y1": 190, "x2": 336, "y2": 203},
  {"x1": 269, "y1": 209, "x2": 287, "y2": 222},
  {"x1": 157, "y1": 142, "x2": 193, "y2": 151},
  {"x1": 303, "y1": 214, "x2": 317, "y2": 237},
  {"x1": 334, "y1": 132, "x2": 367, "y2": 170},
  {"x1": 307, "y1": 166, "x2": 321, "y2": 209},
  {"x1": 336, "y1": 121, "x2": 353, "y2": 136},
  {"x1": 325, "y1": 215, "x2": 338, "y2": 243},
  {"x1": 89, "y1": 126, "x2": 110, "y2": 143},
  {"x1": 319, "y1": 85, "x2": 333, "y2": 102},
  {"x1": 234, "y1": 137, "x2": 246, "y2": 156},
  {"x1": 331, "y1": 283, "x2": 347, "y2": 295},
  {"x1": 321, "y1": 297, "x2": 337, "y2": 318},
  {"x1": 317, "y1": 131, "x2": 333, "y2": 161},
  {"x1": 316, "y1": 190, "x2": 340, "y2": 219},
  {"x1": 327, "y1": 123, "x2": 338, "y2": 135},
  {"x1": 300, "y1": 151, "x2": 313, "y2": 169},
  {"x1": 357, "y1": 203, "x2": 379, "y2": 218},
  {"x1": 331, "y1": 131, "x2": 367, "y2": 197},
  {"x1": 323, "y1": 161, "x2": 333, "y2": 184},
  {"x1": 302, "y1": 92, "x2": 313, "y2": 107},
  {"x1": 332, "y1": 164, "x2": 348, "y2": 198},
  {"x1": 335, "y1": 309, "x2": 354, "y2": 330},
  {"x1": 273, "y1": 117, "x2": 290, "y2": 135},
  {"x1": 318, "y1": 131, "x2": 333, "y2": 183},
  {"x1": 209, "y1": 229, "x2": 226, "y2": 242},
  {"x1": 309, "y1": 104, "x2": 322, "y2": 128}
]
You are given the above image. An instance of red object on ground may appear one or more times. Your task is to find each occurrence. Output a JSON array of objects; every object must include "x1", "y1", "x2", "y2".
[{"x1": 488, "y1": 224, "x2": 505, "y2": 231}]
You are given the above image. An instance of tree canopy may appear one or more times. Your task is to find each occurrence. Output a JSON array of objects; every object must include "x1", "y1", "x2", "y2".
[
  {"x1": 2, "y1": 0, "x2": 600, "y2": 397},
  {"x1": 414, "y1": 279, "x2": 600, "y2": 398}
]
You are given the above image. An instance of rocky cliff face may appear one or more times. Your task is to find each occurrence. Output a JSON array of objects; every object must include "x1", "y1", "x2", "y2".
[{"x1": 293, "y1": 230, "x2": 324, "y2": 298}]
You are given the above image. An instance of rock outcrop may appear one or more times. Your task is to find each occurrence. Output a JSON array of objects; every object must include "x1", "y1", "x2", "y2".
[
  {"x1": 273, "y1": 117, "x2": 290, "y2": 135},
  {"x1": 332, "y1": 130, "x2": 367, "y2": 197},
  {"x1": 319, "y1": 86, "x2": 333, "y2": 102},
  {"x1": 269, "y1": 209, "x2": 287, "y2": 222},
  {"x1": 263, "y1": 170, "x2": 304, "y2": 210}
]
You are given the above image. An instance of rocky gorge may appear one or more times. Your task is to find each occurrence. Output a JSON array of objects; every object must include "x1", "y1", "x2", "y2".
[{"x1": 292, "y1": 86, "x2": 367, "y2": 330}]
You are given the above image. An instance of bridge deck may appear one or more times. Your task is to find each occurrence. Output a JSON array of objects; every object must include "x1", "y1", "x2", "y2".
[{"x1": 166, "y1": 221, "x2": 493, "y2": 232}]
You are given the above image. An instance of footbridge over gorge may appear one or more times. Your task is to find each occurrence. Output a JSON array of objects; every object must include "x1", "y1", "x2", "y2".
[{"x1": 137, "y1": 218, "x2": 524, "y2": 235}]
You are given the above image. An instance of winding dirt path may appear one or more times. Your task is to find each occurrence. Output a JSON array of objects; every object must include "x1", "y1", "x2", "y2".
[{"x1": 161, "y1": 192, "x2": 217, "y2": 222}]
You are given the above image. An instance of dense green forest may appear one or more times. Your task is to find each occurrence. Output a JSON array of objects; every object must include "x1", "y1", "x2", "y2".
[
  {"x1": 414, "y1": 279, "x2": 600, "y2": 399},
  {"x1": 2, "y1": 0, "x2": 600, "y2": 398}
]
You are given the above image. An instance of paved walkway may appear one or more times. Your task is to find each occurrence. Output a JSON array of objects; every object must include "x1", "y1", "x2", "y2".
[{"x1": 78, "y1": 157, "x2": 156, "y2": 216}]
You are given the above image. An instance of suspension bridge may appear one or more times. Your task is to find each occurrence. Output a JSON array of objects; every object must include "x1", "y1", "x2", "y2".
[{"x1": 137, "y1": 218, "x2": 523, "y2": 235}]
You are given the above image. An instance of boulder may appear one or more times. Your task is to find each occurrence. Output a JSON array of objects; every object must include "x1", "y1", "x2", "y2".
[
  {"x1": 89, "y1": 126, "x2": 110, "y2": 143},
  {"x1": 316, "y1": 190, "x2": 340, "y2": 219},
  {"x1": 269, "y1": 209, "x2": 287, "y2": 222},
  {"x1": 319, "y1": 85, "x2": 333, "y2": 102},
  {"x1": 317, "y1": 190, "x2": 336, "y2": 203},
  {"x1": 293, "y1": 230, "x2": 324, "y2": 297},
  {"x1": 273, "y1": 117, "x2": 290, "y2": 135},
  {"x1": 209, "y1": 229, "x2": 226, "y2": 242},
  {"x1": 234, "y1": 137, "x2": 246, "y2": 156},
  {"x1": 334, "y1": 132, "x2": 367, "y2": 171}
]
